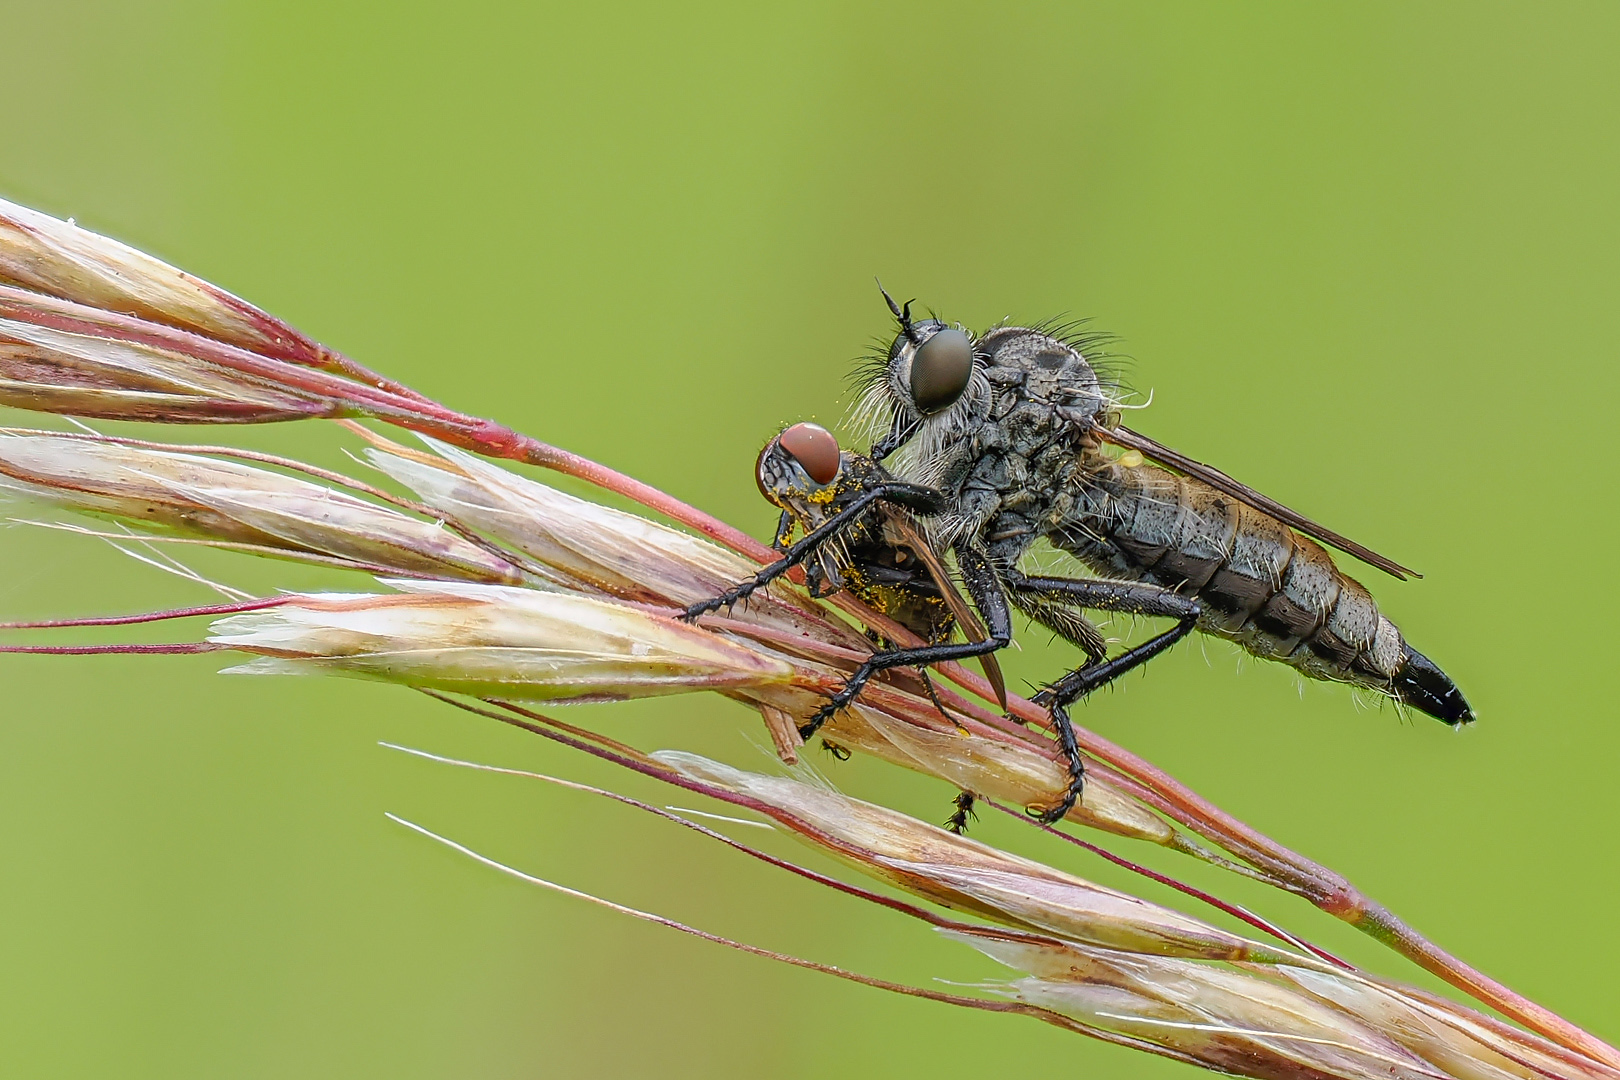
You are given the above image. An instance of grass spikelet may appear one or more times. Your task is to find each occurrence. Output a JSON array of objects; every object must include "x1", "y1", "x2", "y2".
[
  {"x1": 0, "y1": 197, "x2": 1613, "y2": 1076},
  {"x1": 210, "y1": 584, "x2": 797, "y2": 701},
  {"x1": 0, "y1": 430, "x2": 523, "y2": 581}
]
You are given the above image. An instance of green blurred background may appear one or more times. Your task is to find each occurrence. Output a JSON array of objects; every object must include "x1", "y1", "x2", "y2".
[{"x1": 3, "y1": 2, "x2": 1616, "y2": 1075}]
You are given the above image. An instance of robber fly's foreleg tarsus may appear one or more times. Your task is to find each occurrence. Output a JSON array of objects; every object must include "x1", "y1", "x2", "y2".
[
  {"x1": 1002, "y1": 570, "x2": 1202, "y2": 825},
  {"x1": 799, "y1": 543, "x2": 1012, "y2": 738},
  {"x1": 681, "y1": 482, "x2": 949, "y2": 621},
  {"x1": 871, "y1": 411, "x2": 920, "y2": 463}
]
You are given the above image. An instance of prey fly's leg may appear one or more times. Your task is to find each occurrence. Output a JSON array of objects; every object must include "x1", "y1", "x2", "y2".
[
  {"x1": 681, "y1": 481, "x2": 948, "y2": 621},
  {"x1": 945, "y1": 791, "x2": 977, "y2": 835},
  {"x1": 770, "y1": 509, "x2": 795, "y2": 551},
  {"x1": 799, "y1": 543, "x2": 1012, "y2": 738},
  {"x1": 922, "y1": 666, "x2": 978, "y2": 833},
  {"x1": 915, "y1": 667, "x2": 964, "y2": 730},
  {"x1": 1001, "y1": 570, "x2": 1202, "y2": 824}
]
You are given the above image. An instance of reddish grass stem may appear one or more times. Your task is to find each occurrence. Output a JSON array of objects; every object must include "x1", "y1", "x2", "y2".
[{"x1": 0, "y1": 277, "x2": 1611, "y2": 1065}]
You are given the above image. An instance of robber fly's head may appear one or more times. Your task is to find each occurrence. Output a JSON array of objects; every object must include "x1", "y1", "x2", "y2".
[
  {"x1": 756, "y1": 422, "x2": 846, "y2": 512},
  {"x1": 887, "y1": 318, "x2": 972, "y2": 410},
  {"x1": 862, "y1": 286, "x2": 992, "y2": 465}
]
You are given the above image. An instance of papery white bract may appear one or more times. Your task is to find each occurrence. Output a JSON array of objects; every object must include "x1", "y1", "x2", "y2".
[
  {"x1": 0, "y1": 433, "x2": 521, "y2": 582},
  {"x1": 212, "y1": 583, "x2": 797, "y2": 701}
]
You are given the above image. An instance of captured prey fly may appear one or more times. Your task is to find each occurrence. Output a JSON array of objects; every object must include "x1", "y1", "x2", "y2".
[
  {"x1": 691, "y1": 288, "x2": 1474, "y2": 825},
  {"x1": 753, "y1": 422, "x2": 1009, "y2": 715},
  {"x1": 687, "y1": 421, "x2": 1009, "y2": 831}
]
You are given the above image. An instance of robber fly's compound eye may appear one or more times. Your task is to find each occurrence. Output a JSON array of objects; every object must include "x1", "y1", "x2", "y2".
[
  {"x1": 909, "y1": 328, "x2": 973, "y2": 415},
  {"x1": 778, "y1": 422, "x2": 841, "y2": 485}
]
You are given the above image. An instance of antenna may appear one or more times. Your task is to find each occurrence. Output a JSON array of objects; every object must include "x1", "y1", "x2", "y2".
[{"x1": 874, "y1": 278, "x2": 917, "y2": 342}]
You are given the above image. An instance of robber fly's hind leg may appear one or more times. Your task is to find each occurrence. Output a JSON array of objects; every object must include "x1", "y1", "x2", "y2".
[
  {"x1": 1003, "y1": 570, "x2": 1202, "y2": 824},
  {"x1": 799, "y1": 543, "x2": 1011, "y2": 739},
  {"x1": 681, "y1": 482, "x2": 947, "y2": 621},
  {"x1": 1039, "y1": 699, "x2": 1088, "y2": 825},
  {"x1": 1012, "y1": 573, "x2": 1203, "y2": 702}
]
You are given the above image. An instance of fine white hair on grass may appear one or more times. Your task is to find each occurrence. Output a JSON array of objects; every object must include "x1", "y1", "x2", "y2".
[
  {"x1": 381, "y1": 810, "x2": 1103, "y2": 1042},
  {"x1": 379, "y1": 741, "x2": 781, "y2": 835},
  {"x1": 388, "y1": 811, "x2": 724, "y2": 928},
  {"x1": 384, "y1": 809, "x2": 927, "y2": 992},
  {"x1": 379, "y1": 740, "x2": 585, "y2": 783},
  {"x1": 735, "y1": 727, "x2": 829, "y2": 789},
  {"x1": 782, "y1": 744, "x2": 844, "y2": 794},
  {"x1": 736, "y1": 722, "x2": 842, "y2": 794},
  {"x1": 121, "y1": 541, "x2": 253, "y2": 601},
  {"x1": 16, "y1": 517, "x2": 255, "y2": 601},
  {"x1": 379, "y1": 741, "x2": 772, "y2": 833},
  {"x1": 660, "y1": 807, "x2": 775, "y2": 830}
]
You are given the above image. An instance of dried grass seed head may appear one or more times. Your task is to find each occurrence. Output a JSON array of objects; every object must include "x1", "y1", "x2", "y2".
[
  {"x1": 212, "y1": 582, "x2": 797, "y2": 702},
  {"x1": 0, "y1": 432, "x2": 522, "y2": 582}
]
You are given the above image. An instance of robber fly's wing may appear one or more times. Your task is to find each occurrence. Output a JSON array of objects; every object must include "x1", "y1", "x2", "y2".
[
  {"x1": 1103, "y1": 425, "x2": 1418, "y2": 581},
  {"x1": 885, "y1": 508, "x2": 1009, "y2": 709}
]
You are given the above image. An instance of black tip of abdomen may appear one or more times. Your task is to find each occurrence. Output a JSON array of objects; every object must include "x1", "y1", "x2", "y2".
[{"x1": 1393, "y1": 644, "x2": 1475, "y2": 725}]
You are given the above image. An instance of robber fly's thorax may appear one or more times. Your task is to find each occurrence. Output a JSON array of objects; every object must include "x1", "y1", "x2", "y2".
[{"x1": 873, "y1": 325, "x2": 1118, "y2": 560}]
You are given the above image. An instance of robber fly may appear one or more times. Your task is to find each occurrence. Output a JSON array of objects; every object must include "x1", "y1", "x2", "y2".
[
  {"x1": 687, "y1": 422, "x2": 1008, "y2": 830},
  {"x1": 856, "y1": 289, "x2": 1473, "y2": 813},
  {"x1": 692, "y1": 289, "x2": 1473, "y2": 825}
]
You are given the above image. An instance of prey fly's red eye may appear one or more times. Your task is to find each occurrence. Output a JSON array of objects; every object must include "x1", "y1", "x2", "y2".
[
  {"x1": 778, "y1": 422, "x2": 841, "y2": 485},
  {"x1": 755, "y1": 440, "x2": 779, "y2": 503}
]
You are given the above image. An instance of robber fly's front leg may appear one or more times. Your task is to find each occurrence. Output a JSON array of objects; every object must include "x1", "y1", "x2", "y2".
[
  {"x1": 681, "y1": 482, "x2": 947, "y2": 621},
  {"x1": 800, "y1": 544, "x2": 1011, "y2": 735},
  {"x1": 1002, "y1": 569, "x2": 1202, "y2": 824}
]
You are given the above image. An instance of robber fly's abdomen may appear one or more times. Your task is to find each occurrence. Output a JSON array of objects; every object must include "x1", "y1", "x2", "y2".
[{"x1": 1055, "y1": 459, "x2": 1411, "y2": 693}]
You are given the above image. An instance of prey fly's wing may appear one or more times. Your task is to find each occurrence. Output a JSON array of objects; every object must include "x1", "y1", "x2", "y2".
[
  {"x1": 1102, "y1": 425, "x2": 1419, "y2": 581},
  {"x1": 884, "y1": 506, "x2": 1009, "y2": 709}
]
